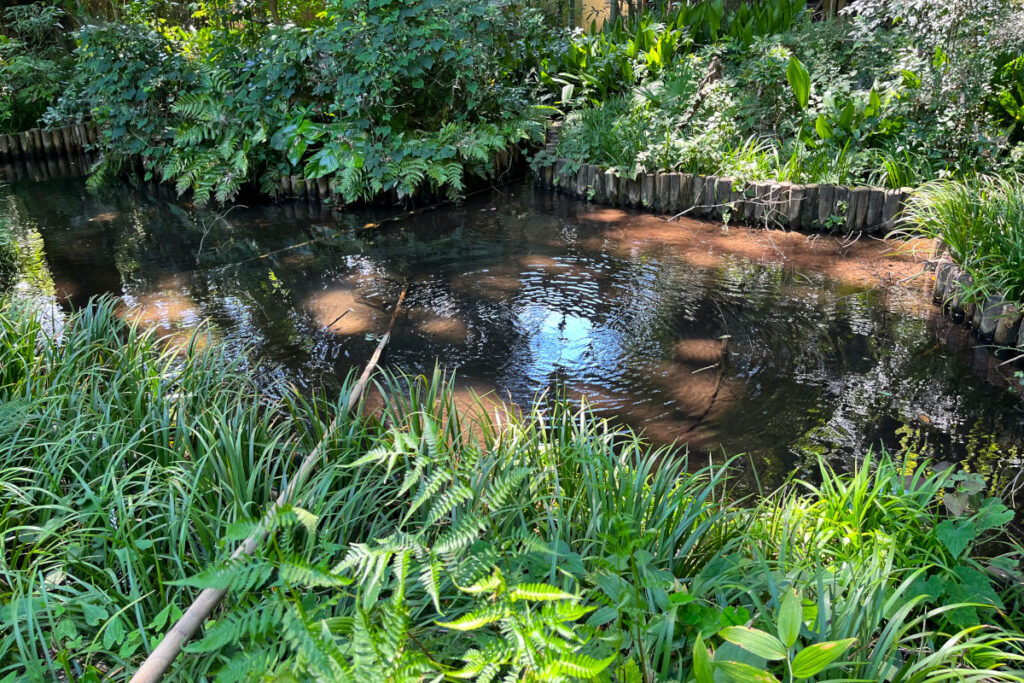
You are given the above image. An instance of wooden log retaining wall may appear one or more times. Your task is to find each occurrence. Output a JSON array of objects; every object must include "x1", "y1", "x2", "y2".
[
  {"x1": 932, "y1": 250, "x2": 1024, "y2": 358},
  {"x1": 536, "y1": 158, "x2": 911, "y2": 234},
  {"x1": 0, "y1": 123, "x2": 99, "y2": 161},
  {"x1": 534, "y1": 127, "x2": 910, "y2": 235}
]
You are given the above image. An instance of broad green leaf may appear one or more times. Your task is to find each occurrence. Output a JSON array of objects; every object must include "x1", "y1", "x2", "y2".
[
  {"x1": 839, "y1": 102, "x2": 855, "y2": 129},
  {"x1": 936, "y1": 519, "x2": 975, "y2": 559},
  {"x1": 693, "y1": 633, "x2": 715, "y2": 683},
  {"x1": 791, "y1": 638, "x2": 856, "y2": 678},
  {"x1": 715, "y1": 660, "x2": 780, "y2": 683},
  {"x1": 786, "y1": 56, "x2": 810, "y2": 110},
  {"x1": 718, "y1": 626, "x2": 787, "y2": 661},
  {"x1": 560, "y1": 83, "x2": 574, "y2": 104},
  {"x1": 777, "y1": 589, "x2": 802, "y2": 648},
  {"x1": 815, "y1": 115, "x2": 833, "y2": 139},
  {"x1": 287, "y1": 137, "x2": 307, "y2": 166},
  {"x1": 868, "y1": 89, "x2": 882, "y2": 116}
]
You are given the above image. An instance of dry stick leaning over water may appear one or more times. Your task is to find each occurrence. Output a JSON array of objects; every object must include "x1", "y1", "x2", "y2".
[{"x1": 130, "y1": 284, "x2": 409, "y2": 683}]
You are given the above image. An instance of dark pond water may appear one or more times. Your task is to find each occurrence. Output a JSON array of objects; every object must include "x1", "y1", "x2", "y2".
[{"x1": 2, "y1": 165, "x2": 1023, "y2": 490}]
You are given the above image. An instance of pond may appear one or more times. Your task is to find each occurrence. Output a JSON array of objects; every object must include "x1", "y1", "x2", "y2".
[{"x1": 2, "y1": 166, "x2": 1023, "y2": 491}]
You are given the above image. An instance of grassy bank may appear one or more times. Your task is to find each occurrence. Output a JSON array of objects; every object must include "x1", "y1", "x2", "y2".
[
  {"x1": 1, "y1": 299, "x2": 1023, "y2": 681},
  {"x1": 898, "y1": 176, "x2": 1024, "y2": 312}
]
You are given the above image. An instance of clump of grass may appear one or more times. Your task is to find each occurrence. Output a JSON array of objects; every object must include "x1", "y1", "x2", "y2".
[
  {"x1": 898, "y1": 175, "x2": 1024, "y2": 304},
  {"x1": 1, "y1": 299, "x2": 1022, "y2": 681}
]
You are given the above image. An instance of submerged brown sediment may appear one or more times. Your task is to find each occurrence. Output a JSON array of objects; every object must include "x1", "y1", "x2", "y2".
[{"x1": 577, "y1": 210, "x2": 935, "y2": 300}]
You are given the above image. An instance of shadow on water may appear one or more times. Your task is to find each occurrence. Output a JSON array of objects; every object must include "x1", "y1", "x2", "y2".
[{"x1": 2, "y1": 169, "x2": 1022, "y2": 493}]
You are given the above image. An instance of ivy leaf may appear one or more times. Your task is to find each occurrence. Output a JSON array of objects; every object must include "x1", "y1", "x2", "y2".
[
  {"x1": 82, "y1": 603, "x2": 108, "y2": 627},
  {"x1": 943, "y1": 491, "x2": 970, "y2": 517},
  {"x1": 102, "y1": 616, "x2": 125, "y2": 650},
  {"x1": 953, "y1": 565, "x2": 1004, "y2": 609},
  {"x1": 974, "y1": 498, "x2": 1014, "y2": 532}
]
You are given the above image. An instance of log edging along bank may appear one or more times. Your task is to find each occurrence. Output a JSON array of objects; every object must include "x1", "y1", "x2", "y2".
[
  {"x1": 931, "y1": 250, "x2": 1024, "y2": 358},
  {"x1": 533, "y1": 125, "x2": 910, "y2": 234},
  {"x1": 0, "y1": 123, "x2": 99, "y2": 161},
  {"x1": 536, "y1": 126, "x2": 1024, "y2": 363}
]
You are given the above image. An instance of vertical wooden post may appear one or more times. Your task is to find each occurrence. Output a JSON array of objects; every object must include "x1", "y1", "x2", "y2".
[
  {"x1": 61, "y1": 127, "x2": 76, "y2": 154},
  {"x1": 667, "y1": 173, "x2": 681, "y2": 213}
]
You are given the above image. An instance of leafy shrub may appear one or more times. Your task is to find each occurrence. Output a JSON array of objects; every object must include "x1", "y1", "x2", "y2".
[
  {"x1": 992, "y1": 54, "x2": 1024, "y2": 144},
  {"x1": 549, "y1": 0, "x2": 1024, "y2": 189},
  {"x1": 0, "y1": 4, "x2": 78, "y2": 133},
  {"x1": 72, "y1": 0, "x2": 556, "y2": 205}
]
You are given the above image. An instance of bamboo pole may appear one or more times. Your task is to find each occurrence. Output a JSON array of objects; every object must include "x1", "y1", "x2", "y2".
[{"x1": 131, "y1": 285, "x2": 409, "y2": 683}]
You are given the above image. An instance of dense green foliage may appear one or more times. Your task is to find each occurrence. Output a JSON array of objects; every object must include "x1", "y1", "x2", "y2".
[
  {"x1": 6, "y1": 0, "x2": 1024, "y2": 205},
  {"x1": 69, "y1": 0, "x2": 555, "y2": 204},
  {"x1": 2, "y1": 300, "x2": 1024, "y2": 681},
  {"x1": 0, "y1": 4, "x2": 82, "y2": 134},
  {"x1": 550, "y1": 0, "x2": 1024, "y2": 186},
  {"x1": 0, "y1": 0, "x2": 555, "y2": 204}
]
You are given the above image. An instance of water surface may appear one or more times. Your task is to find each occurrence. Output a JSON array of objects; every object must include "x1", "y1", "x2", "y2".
[{"x1": 3, "y1": 170, "x2": 1022, "y2": 490}]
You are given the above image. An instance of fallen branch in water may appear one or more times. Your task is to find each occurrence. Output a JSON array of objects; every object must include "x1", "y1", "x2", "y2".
[{"x1": 130, "y1": 284, "x2": 409, "y2": 683}]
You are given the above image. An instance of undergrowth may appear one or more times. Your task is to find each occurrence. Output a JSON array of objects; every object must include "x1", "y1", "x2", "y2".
[{"x1": 1, "y1": 299, "x2": 1023, "y2": 681}]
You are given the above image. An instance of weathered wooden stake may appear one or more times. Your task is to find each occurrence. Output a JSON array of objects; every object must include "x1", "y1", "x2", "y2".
[
  {"x1": 691, "y1": 175, "x2": 707, "y2": 217},
  {"x1": 933, "y1": 259, "x2": 955, "y2": 303},
  {"x1": 866, "y1": 189, "x2": 885, "y2": 233},
  {"x1": 666, "y1": 173, "x2": 680, "y2": 213},
  {"x1": 993, "y1": 303, "x2": 1022, "y2": 346},
  {"x1": 977, "y1": 294, "x2": 1007, "y2": 341},
  {"x1": 717, "y1": 178, "x2": 734, "y2": 221},
  {"x1": 785, "y1": 184, "x2": 804, "y2": 228},
  {"x1": 60, "y1": 126, "x2": 73, "y2": 151},
  {"x1": 948, "y1": 269, "x2": 971, "y2": 319},
  {"x1": 626, "y1": 176, "x2": 641, "y2": 206},
  {"x1": 678, "y1": 173, "x2": 693, "y2": 212}
]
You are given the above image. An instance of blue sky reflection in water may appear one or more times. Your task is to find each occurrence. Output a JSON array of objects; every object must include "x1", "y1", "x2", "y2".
[{"x1": 1, "y1": 170, "x2": 1022, "y2": 491}]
